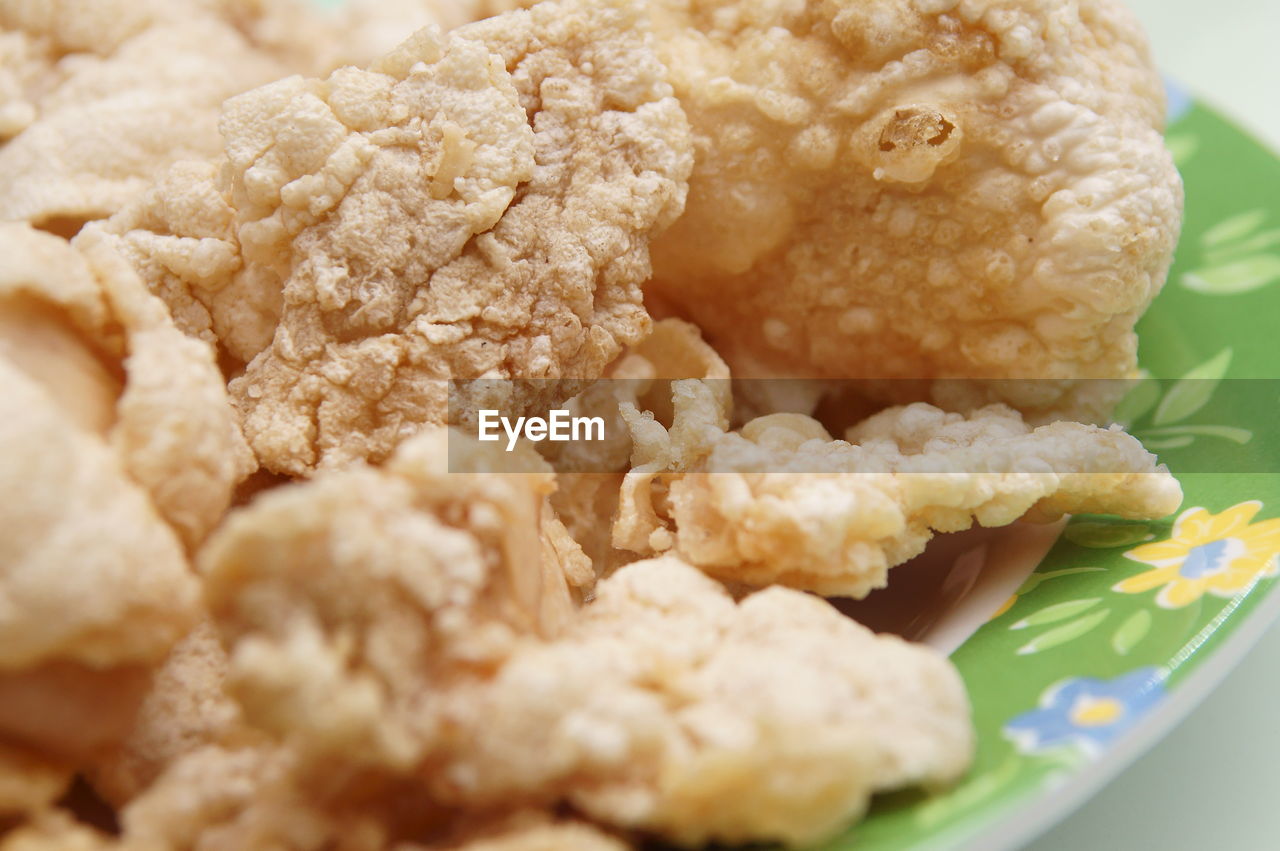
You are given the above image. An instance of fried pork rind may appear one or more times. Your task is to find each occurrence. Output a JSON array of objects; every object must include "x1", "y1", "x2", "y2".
[
  {"x1": 0, "y1": 359, "x2": 197, "y2": 754},
  {"x1": 546, "y1": 318, "x2": 731, "y2": 585},
  {"x1": 0, "y1": 0, "x2": 295, "y2": 229},
  {"x1": 0, "y1": 224, "x2": 254, "y2": 549},
  {"x1": 617, "y1": 381, "x2": 1182, "y2": 596},
  {"x1": 198, "y1": 425, "x2": 970, "y2": 847},
  {"x1": 640, "y1": 0, "x2": 1181, "y2": 414},
  {"x1": 200, "y1": 428, "x2": 578, "y2": 774},
  {"x1": 88, "y1": 621, "x2": 254, "y2": 807},
  {"x1": 93, "y1": 0, "x2": 693, "y2": 475},
  {"x1": 436, "y1": 556, "x2": 972, "y2": 847},
  {"x1": 0, "y1": 228, "x2": 215, "y2": 672},
  {"x1": 0, "y1": 224, "x2": 251, "y2": 800}
]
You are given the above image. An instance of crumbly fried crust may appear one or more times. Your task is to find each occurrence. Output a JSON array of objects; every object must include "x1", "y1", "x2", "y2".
[
  {"x1": 0, "y1": 1, "x2": 291, "y2": 227},
  {"x1": 93, "y1": 0, "x2": 692, "y2": 475},
  {"x1": 435, "y1": 557, "x2": 972, "y2": 846},
  {"x1": 617, "y1": 381, "x2": 1182, "y2": 596}
]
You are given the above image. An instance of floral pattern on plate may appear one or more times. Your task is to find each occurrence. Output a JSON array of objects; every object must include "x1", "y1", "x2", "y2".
[
  {"x1": 1113, "y1": 502, "x2": 1280, "y2": 608},
  {"x1": 1003, "y1": 668, "x2": 1165, "y2": 758}
]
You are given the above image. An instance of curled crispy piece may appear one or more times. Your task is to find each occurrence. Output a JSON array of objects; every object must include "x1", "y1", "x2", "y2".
[
  {"x1": 96, "y1": 0, "x2": 692, "y2": 475},
  {"x1": 1, "y1": 224, "x2": 254, "y2": 549},
  {"x1": 0, "y1": 224, "x2": 249, "y2": 787},
  {"x1": 199, "y1": 429, "x2": 970, "y2": 847},
  {"x1": 0, "y1": 356, "x2": 197, "y2": 671},
  {"x1": 617, "y1": 382, "x2": 1182, "y2": 596},
  {"x1": 643, "y1": 0, "x2": 1181, "y2": 410},
  {"x1": 80, "y1": 231, "x2": 257, "y2": 547},
  {"x1": 200, "y1": 429, "x2": 578, "y2": 773},
  {"x1": 0, "y1": 0, "x2": 294, "y2": 228},
  {"x1": 436, "y1": 556, "x2": 972, "y2": 847},
  {"x1": 546, "y1": 318, "x2": 730, "y2": 585}
]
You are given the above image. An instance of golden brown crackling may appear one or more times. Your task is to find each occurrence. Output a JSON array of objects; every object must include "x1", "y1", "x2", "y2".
[
  {"x1": 94, "y1": 0, "x2": 693, "y2": 476},
  {"x1": 644, "y1": 0, "x2": 1180, "y2": 420}
]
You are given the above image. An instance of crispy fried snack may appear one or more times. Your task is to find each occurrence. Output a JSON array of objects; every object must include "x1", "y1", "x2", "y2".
[
  {"x1": 435, "y1": 556, "x2": 972, "y2": 847},
  {"x1": 0, "y1": 0, "x2": 296, "y2": 229},
  {"x1": 88, "y1": 621, "x2": 255, "y2": 807},
  {"x1": 199, "y1": 428, "x2": 580, "y2": 773},
  {"x1": 0, "y1": 224, "x2": 254, "y2": 549},
  {"x1": 193, "y1": 426, "x2": 971, "y2": 848},
  {"x1": 616, "y1": 381, "x2": 1182, "y2": 596},
  {"x1": 545, "y1": 318, "x2": 730, "y2": 585},
  {"x1": 91, "y1": 0, "x2": 693, "y2": 475},
  {"x1": 0, "y1": 223, "x2": 253, "y2": 818},
  {"x1": 638, "y1": 0, "x2": 1181, "y2": 412}
]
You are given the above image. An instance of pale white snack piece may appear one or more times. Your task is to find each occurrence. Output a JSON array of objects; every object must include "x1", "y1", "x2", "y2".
[
  {"x1": 436, "y1": 556, "x2": 973, "y2": 847},
  {"x1": 617, "y1": 380, "x2": 1182, "y2": 597},
  {"x1": 0, "y1": 0, "x2": 292, "y2": 228}
]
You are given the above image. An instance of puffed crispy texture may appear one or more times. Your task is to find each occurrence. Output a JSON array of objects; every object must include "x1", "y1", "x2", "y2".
[
  {"x1": 434, "y1": 557, "x2": 972, "y2": 847},
  {"x1": 0, "y1": 224, "x2": 253, "y2": 816},
  {"x1": 196, "y1": 427, "x2": 971, "y2": 847},
  {"x1": 1, "y1": 224, "x2": 254, "y2": 549},
  {"x1": 92, "y1": 0, "x2": 693, "y2": 475},
  {"x1": 0, "y1": 0, "x2": 295, "y2": 227},
  {"x1": 637, "y1": 0, "x2": 1180, "y2": 414},
  {"x1": 545, "y1": 318, "x2": 731, "y2": 586},
  {"x1": 200, "y1": 428, "x2": 579, "y2": 773},
  {"x1": 616, "y1": 381, "x2": 1182, "y2": 596},
  {"x1": 0, "y1": 226, "x2": 234, "y2": 672}
]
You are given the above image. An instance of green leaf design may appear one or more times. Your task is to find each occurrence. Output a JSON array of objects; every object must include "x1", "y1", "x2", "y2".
[
  {"x1": 1010, "y1": 598, "x2": 1101, "y2": 630},
  {"x1": 1183, "y1": 255, "x2": 1280, "y2": 295},
  {"x1": 1112, "y1": 610, "x2": 1153, "y2": 656},
  {"x1": 1112, "y1": 376, "x2": 1161, "y2": 427},
  {"x1": 1164, "y1": 133, "x2": 1199, "y2": 166},
  {"x1": 1151, "y1": 347, "x2": 1232, "y2": 425},
  {"x1": 1014, "y1": 567, "x2": 1107, "y2": 596},
  {"x1": 1140, "y1": 424, "x2": 1253, "y2": 444},
  {"x1": 1201, "y1": 209, "x2": 1266, "y2": 247},
  {"x1": 1016, "y1": 610, "x2": 1109, "y2": 655},
  {"x1": 1064, "y1": 522, "x2": 1152, "y2": 549},
  {"x1": 1139, "y1": 434, "x2": 1196, "y2": 450},
  {"x1": 1204, "y1": 229, "x2": 1280, "y2": 264}
]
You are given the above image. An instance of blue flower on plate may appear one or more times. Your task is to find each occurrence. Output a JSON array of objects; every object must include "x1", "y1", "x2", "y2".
[{"x1": 1004, "y1": 667, "x2": 1165, "y2": 758}]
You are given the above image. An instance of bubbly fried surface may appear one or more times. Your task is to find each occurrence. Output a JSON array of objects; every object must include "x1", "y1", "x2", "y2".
[
  {"x1": 88, "y1": 621, "x2": 252, "y2": 807},
  {"x1": 199, "y1": 429, "x2": 575, "y2": 772},
  {"x1": 436, "y1": 557, "x2": 972, "y2": 846},
  {"x1": 617, "y1": 382, "x2": 1181, "y2": 596},
  {"x1": 93, "y1": 0, "x2": 692, "y2": 475},
  {"x1": 189, "y1": 430, "x2": 971, "y2": 847},
  {"x1": 0, "y1": 0, "x2": 1191, "y2": 847},
  {"x1": 0, "y1": 0, "x2": 292, "y2": 228},
  {"x1": 640, "y1": 0, "x2": 1181, "y2": 411},
  {"x1": 1, "y1": 224, "x2": 254, "y2": 549}
]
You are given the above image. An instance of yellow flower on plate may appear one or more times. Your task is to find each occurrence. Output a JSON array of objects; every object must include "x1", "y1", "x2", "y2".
[{"x1": 1113, "y1": 502, "x2": 1280, "y2": 608}]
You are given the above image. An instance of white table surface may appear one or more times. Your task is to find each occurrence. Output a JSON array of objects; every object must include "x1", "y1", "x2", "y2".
[{"x1": 1026, "y1": 2, "x2": 1280, "y2": 849}]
